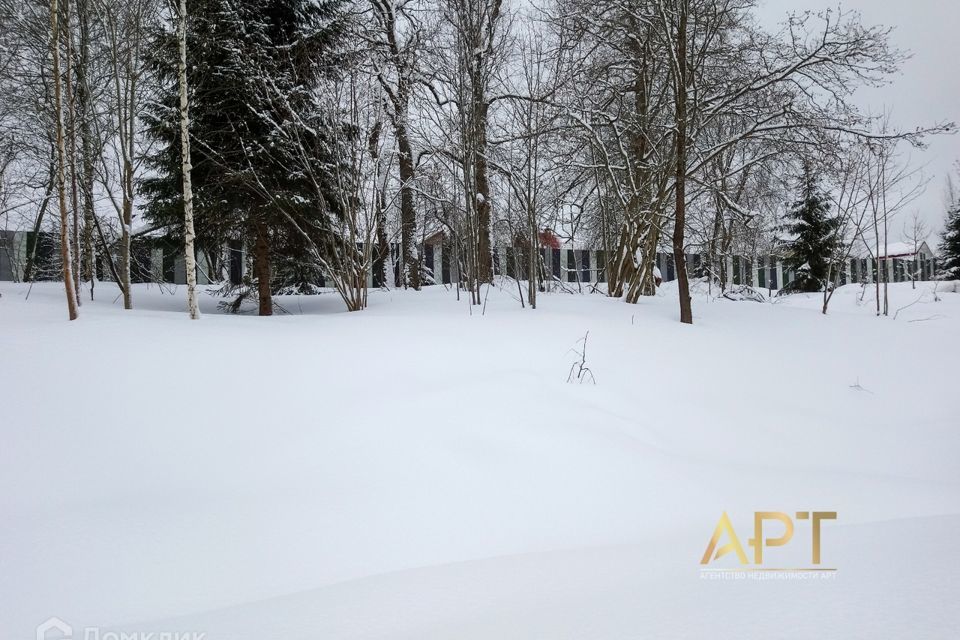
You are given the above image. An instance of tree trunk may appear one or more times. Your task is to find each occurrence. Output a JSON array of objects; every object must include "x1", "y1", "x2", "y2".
[
  {"x1": 873, "y1": 214, "x2": 881, "y2": 316},
  {"x1": 881, "y1": 161, "x2": 889, "y2": 316},
  {"x1": 527, "y1": 203, "x2": 537, "y2": 309},
  {"x1": 77, "y1": 0, "x2": 95, "y2": 298},
  {"x1": 254, "y1": 222, "x2": 272, "y2": 316},
  {"x1": 610, "y1": 39, "x2": 658, "y2": 303},
  {"x1": 396, "y1": 126, "x2": 420, "y2": 290},
  {"x1": 120, "y1": 172, "x2": 132, "y2": 309},
  {"x1": 673, "y1": 1, "x2": 692, "y2": 325},
  {"x1": 475, "y1": 116, "x2": 493, "y2": 283},
  {"x1": 639, "y1": 224, "x2": 660, "y2": 296},
  {"x1": 64, "y1": 0, "x2": 82, "y2": 307},
  {"x1": 177, "y1": 0, "x2": 200, "y2": 320},
  {"x1": 51, "y1": 0, "x2": 78, "y2": 320},
  {"x1": 373, "y1": 184, "x2": 388, "y2": 288}
]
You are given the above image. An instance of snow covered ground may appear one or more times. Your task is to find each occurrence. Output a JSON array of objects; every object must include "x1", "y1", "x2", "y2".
[{"x1": 2, "y1": 278, "x2": 959, "y2": 639}]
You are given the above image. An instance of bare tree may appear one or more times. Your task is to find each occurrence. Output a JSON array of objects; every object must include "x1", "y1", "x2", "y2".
[
  {"x1": 51, "y1": 0, "x2": 80, "y2": 319},
  {"x1": 437, "y1": 0, "x2": 507, "y2": 298},
  {"x1": 903, "y1": 210, "x2": 929, "y2": 289},
  {"x1": 63, "y1": 0, "x2": 84, "y2": 306},
  {"x1": 75, "y1": 0, "x2": 95, "y2": 294},
  {"x1": 821, "y1": 144, "x2": 871, "y2": 314},
  {"x1": 368, "y1": 0, "x2": 427, "y2": 290},
  {"x1": 863, "y1": 129, "x2": 926, "y2": 316},
  {"x1": 551, "y1": 0, "x2": 674, "y2": 303},
  {"x1": 173, "y1": 0, "x2": 199, "y2": 319},
  {"x1": 94, "y1": 0, "x2": 159, "y2": 309},
  {"x1": 495, "y1": 25, "x2": 565, "y2": 308},
  {"x1": 553, "y1": 0, "x2": 950, "y2": 324},
  {"x1": 663, "y1": 0, "x2": 692, "y2": 323}
]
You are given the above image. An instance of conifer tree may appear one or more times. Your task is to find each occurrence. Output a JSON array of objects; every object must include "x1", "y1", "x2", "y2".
[
  {"x1": 938, "y1": 198, "x2": 960, "y2": 280},
  {"x1": 142, "y1": 0, "x2": 349, "y2": 314},
  {"x1": 781, "y1": 164, "x2": 841, "y2": 293}
]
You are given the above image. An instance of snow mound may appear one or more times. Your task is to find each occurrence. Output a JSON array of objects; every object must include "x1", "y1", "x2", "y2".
[{"x1": 2, "y1": 282, "x2": 959, "y2": 639}]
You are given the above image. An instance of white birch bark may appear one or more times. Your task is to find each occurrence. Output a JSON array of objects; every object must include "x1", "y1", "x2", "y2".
[{"x1": 176, "y1": 0, "x2": 199, "y2": 319}]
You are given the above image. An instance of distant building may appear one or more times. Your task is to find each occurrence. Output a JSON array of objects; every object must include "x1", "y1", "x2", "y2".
[{"x1": 865, "y1": 240, "x2": 935, "y2": 261}]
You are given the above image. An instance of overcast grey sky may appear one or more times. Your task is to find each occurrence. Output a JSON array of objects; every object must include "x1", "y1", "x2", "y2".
[{"x1": 757, "y1": 0, "x2": 960, "y2": 241}]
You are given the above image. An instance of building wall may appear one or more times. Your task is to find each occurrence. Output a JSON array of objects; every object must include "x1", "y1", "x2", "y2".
[
  {"x1": 0, "y1": 230, "x2": 18, "y2": 281},
  {"x1": 0, "y1": 230, "x2": 37, "y2": 282}
]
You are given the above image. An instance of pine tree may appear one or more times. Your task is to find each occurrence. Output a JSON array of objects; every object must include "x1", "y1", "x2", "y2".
[
  {"x1": 142, "y1": 0, "x2": 349, "y2": 314},
  {"x1": 938, "y1": 198, "x2": 960, "y2": 280},
  {"x1": 142, "y1": 0, "x2": 248, "y2": 264},
  {"x1": 781, "y1": 165, "x2": 841, "y2": 293}
]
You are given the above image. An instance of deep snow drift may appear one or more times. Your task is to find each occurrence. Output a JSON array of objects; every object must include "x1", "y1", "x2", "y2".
[{"x1": 1, "y1": 279, "x2": 959, "y2": 639}]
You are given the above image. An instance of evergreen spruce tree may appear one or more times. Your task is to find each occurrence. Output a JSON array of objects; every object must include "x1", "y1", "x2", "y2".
[
  {"x1": 142, "y1": 0, "x2": 349, "y2": 313},
  {"x1": 781, "y1": 165, "x2": 841, "y2": 293},
  {"x1": 938, "y1": 198, "x2": 960, "y2": 280}
]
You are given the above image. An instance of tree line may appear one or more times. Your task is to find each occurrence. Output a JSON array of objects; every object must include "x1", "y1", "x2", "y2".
[{"x1": 0, "y1": 0, "x2": 954, "y2": 322}]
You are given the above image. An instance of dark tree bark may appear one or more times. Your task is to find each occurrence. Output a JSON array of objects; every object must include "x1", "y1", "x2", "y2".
[
  {"x1": 396, "y1": 127, "x2": 420, "y2": 289},
  {"x1": 120, "y1": 151, "x2": 133, "y2": 309},
  {"x1": 475, "y1": 118, "x2": 493, "y2": 283},
  {"x1": 76, "y1": 0, "x2": 96, "y2": 294},
  {"x1": 370, "y1": 0, "x2": 421, "y2": 290},
  {"x1": 254, "y1": 222, "x2": 272, "y2": 316},
  {"x1": 673, "y1": 0, "x2": 692, "y2": 325},
  {"x1": 444, "y1": 0, "x2": 501, "y2": 290},
  {"x1": 373, "y1": 183, "x2": 388, "y2": 287}
]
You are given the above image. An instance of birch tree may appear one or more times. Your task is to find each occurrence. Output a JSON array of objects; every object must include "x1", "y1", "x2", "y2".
[
  {"x1": 173, "y1": 0, "x2": 199, "y2": 319},
  {"x1": 51, "y1": 0, "x2": 80, "y2": 319},
  {"x1": 96, "y1": 0, "x2": 159, "y2": 309}
]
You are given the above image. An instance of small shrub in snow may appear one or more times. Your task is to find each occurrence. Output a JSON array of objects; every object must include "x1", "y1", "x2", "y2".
[{"x1": 722, "y1": 285, "x2": 767, "y2": 303}]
